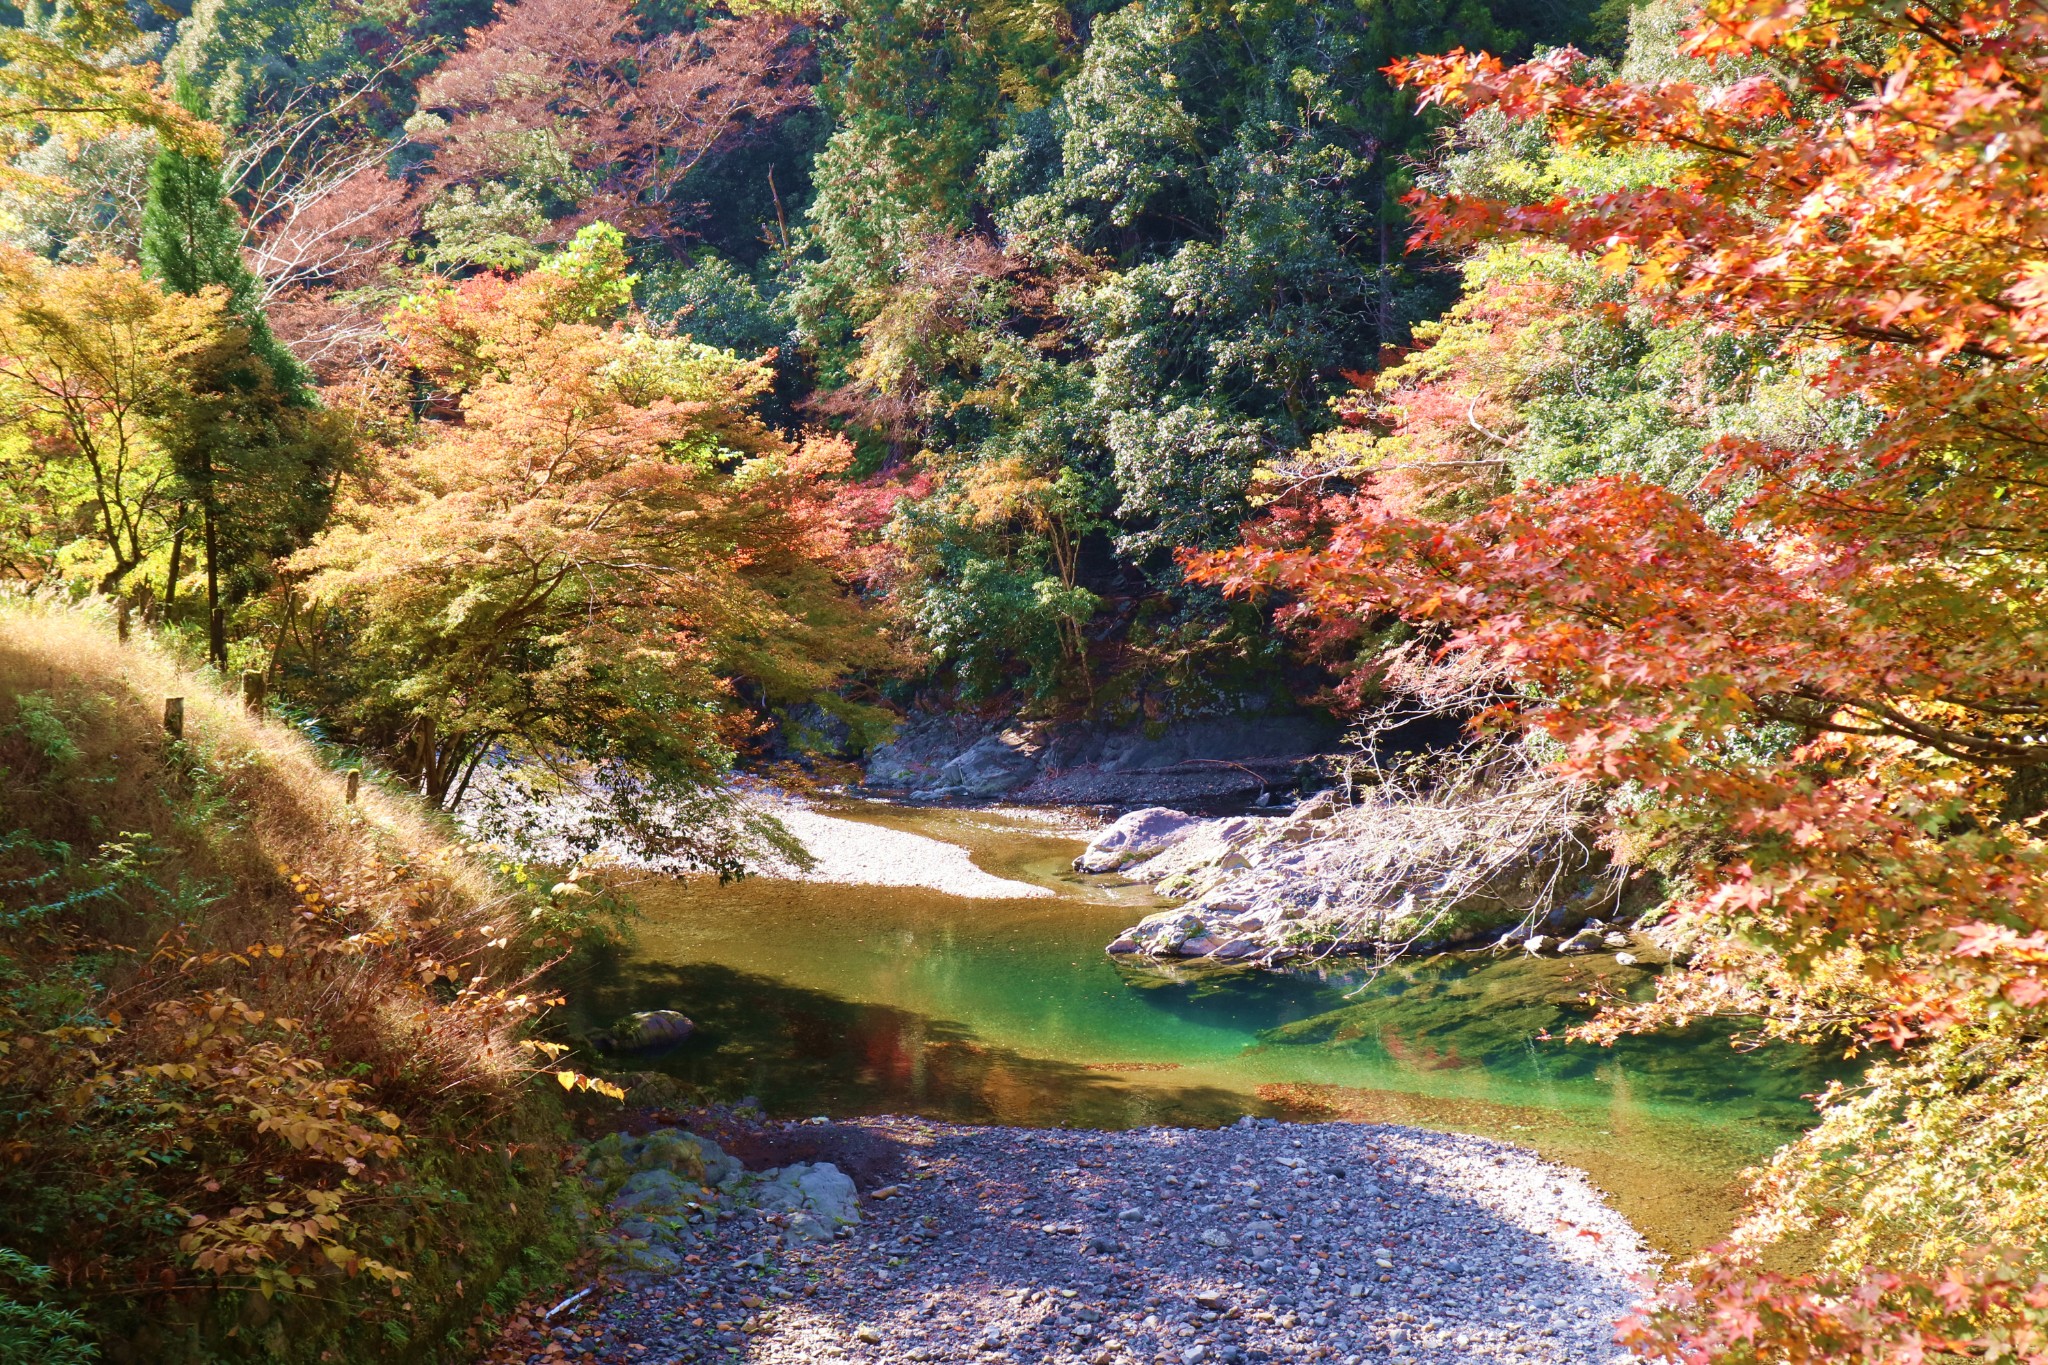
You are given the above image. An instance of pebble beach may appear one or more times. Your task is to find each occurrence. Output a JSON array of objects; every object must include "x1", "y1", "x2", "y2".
[{"x1": 526, "y1": 1115, "x2": 1651, "y2": 1365}]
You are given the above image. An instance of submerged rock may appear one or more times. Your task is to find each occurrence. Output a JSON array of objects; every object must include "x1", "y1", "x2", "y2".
[{"x1": 607, "y1": 1009, "x2": 695, "y2": 1050}]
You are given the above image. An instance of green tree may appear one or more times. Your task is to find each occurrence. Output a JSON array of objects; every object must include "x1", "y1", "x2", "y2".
[
  {"x1": 795, "y1": 0, "x2": 1596, "y2": 706},
  {"x1": 789, "y1": 0, "x2": 1080, "y2": 384},
  {"x1": 139, "y1": 118, "x2": 310, "y2": 400}
]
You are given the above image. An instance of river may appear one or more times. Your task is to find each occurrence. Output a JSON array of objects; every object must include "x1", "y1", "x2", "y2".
[{"x1": 559, "y1": 801, "x2": 1840, "y2": 1255}]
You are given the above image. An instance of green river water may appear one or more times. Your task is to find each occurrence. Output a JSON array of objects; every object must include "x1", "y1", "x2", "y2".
[{"x1": 562, "y1": 803, "x2": 1841, "y2": 1254}]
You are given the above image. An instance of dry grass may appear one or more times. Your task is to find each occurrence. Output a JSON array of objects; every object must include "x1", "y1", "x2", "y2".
[
  {"x1": 1, "y1": 595, "x2": 534, "y2": 1093},
  {"x1": 0, "y1": 594, "x2": 577, "y2": 1364}
]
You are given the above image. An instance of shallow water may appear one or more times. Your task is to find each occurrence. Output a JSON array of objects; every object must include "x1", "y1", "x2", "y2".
[{"x1": 562, "y1": 802, "x2": 1841, "y2": 1253}]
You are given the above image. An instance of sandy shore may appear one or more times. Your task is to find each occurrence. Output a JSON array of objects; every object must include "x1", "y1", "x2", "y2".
[
  {"x1": 457, "y1": 771, "x2": 1057, "y2": 899},
  {"x1": 755, "y1": 804, "x2": 1053, "y2": 900}
]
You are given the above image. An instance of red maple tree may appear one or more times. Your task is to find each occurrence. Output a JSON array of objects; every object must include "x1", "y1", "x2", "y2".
[{"x1": 1191, "y1": 1, "x2": 2048, "y2": 1359}]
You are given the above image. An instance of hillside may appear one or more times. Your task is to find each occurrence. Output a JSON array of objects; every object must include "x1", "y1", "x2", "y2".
[{"x1": 0, "y1": 599, "x2": 578, "y2": 1364}]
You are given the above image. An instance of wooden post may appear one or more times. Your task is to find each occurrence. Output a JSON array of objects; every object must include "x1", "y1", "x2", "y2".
[
  {"x1": 345, "y1": 769, "x2": 360, "y2": 805},
  {"x1": 242, "y1": 670, "x2": 265, "y2": 713},
  {"x1": 163, "y1": 696, "x2": 184, "y2": 739},
  {"x1": 116, "y1": 600, "x2": 131, "y2": 643}
]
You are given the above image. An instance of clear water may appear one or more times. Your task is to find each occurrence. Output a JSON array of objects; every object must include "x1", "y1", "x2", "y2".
[{"x1": 562, "y1": 803, "x2": 1841, "y2": 1252}]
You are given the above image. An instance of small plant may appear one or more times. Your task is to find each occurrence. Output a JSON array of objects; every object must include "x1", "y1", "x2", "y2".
[{"x1": 0, "y1": 1249, "x2": 96, "y2": 1365}]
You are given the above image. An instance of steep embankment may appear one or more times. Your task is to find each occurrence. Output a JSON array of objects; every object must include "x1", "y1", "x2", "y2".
[{"x1": 0, "y1": 600, "x2": 579, "y2": 1365}]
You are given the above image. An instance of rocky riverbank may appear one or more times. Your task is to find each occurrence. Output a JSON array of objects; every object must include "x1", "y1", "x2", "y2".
[
  {"x1": 1082, "y1": 789, "x2": 1671, "y2": 969},
  {"x1": 505, "y1": 1114, "x2": 1648, "y2": 1365}
]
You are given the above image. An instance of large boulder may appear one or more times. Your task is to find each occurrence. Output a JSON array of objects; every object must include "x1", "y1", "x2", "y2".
[
  {"x1": 752, "y1": 1161, "x2": 861, "y2": 1245},
  {"x1": 609, "y1": 1167, "x2": 697, "y2": 1215},
  {"x1": 1122, "y1": 909, "x2": 1209, "y2": 955},
  {"x1": 1074, "y1": 807, "x2": 1202, "y2": 874},
  {"x1": 1123, "y1": 816, "x2": 1262, "y2": 882},
  {"x1": 934, "y1": 731, "x2": 1038, "y2": 798},
  {"x1": 583, "y1": 1127, "x2": 739, "y2": 1193}
]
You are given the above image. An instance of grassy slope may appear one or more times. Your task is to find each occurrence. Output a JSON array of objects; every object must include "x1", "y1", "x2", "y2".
[{"x1": 0, "y1": 598, "x2": 578, "y2": 1364}]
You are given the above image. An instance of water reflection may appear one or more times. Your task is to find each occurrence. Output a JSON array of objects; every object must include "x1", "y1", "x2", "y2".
[{"x1": 562, "y1": 952, "x2": 1270, "y2": 1128}]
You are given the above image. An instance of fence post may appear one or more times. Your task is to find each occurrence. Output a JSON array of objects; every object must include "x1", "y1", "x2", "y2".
[
  {"x1": 117, "y1": 600, "x2": 131, "y2": 643},
  {"x1": 345, "y1": 769, "x2": 360, "y2": 805},
  {"x1": 242, "y1": 670, "x2": 265, "y2": 714},
  {"x1": 163, "y1": 696, "x2": 184, "y2": 739}
]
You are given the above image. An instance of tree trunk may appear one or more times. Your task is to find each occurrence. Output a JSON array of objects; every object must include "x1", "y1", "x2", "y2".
[
  {"x1": 265, "y1": 588, "x2": 296, "y2": 683},
  {"x1": 448, "y1": 743, "x2": 489, "y2": 811},
  {"x1": 414, "y1": 714, "x2": 437, "y2": 801},
  {"x1": 164, "y1": 506, "x2": 185, "y2": 606},
  {"x1": 203, "y1": 491, "x2": 224, "y2": 669}
]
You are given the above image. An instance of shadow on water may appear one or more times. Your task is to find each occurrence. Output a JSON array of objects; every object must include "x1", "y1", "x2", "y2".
[
  {"x1": 1111, "y1": 958, "x2": 1365, "y2": 1036},
  {"x1": 558, "y1": 951, "x2": 1273, "y2": 1129}
]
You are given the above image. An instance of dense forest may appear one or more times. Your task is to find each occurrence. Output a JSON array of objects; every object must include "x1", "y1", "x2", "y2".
[{"x1": 5, "y1": 0, "x2": 2048, "y2": 1360}]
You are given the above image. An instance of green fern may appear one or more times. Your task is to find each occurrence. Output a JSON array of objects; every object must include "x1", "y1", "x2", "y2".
[{"x1": 0, "y1": 1249, "x2": 96, "y2": 1365}]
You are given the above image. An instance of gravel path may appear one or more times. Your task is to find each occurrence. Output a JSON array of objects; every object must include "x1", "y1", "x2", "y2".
[{"x1": 538, "y1": 1117, "x2": 1650, "y2": 1365}]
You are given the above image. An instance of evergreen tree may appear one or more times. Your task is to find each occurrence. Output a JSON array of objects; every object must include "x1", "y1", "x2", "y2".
[
  {"x1": 139, "y1": 135, "x2": 311, "y2": 402},
  {"x1": 139, "y1": 94, "x2": 336, "y2": 667}
]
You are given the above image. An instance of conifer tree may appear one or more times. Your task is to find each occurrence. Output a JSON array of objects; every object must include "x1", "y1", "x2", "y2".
[
  {"x1": 139, "y1": 87, "x2": 331, "y2": 667},
  {"x1": 139, "y1": 115, "x2": 311, "y2": 402}
]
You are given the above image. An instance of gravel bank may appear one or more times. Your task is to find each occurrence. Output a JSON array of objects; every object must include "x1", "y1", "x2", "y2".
[{"x1": 532, "y1": 1117, "x2": 1649, "y2": 1365}]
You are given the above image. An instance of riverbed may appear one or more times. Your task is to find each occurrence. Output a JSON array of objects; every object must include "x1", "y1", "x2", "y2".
[{"x1": 560, "y1": 801, "x2": 1838, "y2": 1254}]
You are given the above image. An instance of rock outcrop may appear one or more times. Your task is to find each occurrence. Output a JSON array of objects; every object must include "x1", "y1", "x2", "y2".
[
  {"x1": 1072, "y1": 806, "x2": 1204, "y2": 873},
  {"x1": 1087, "y1": 775, "x2": 1637, "y2": 967},
  {"x1": 862, "y1": 710, "x2": 1340, "y2": 806}
]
